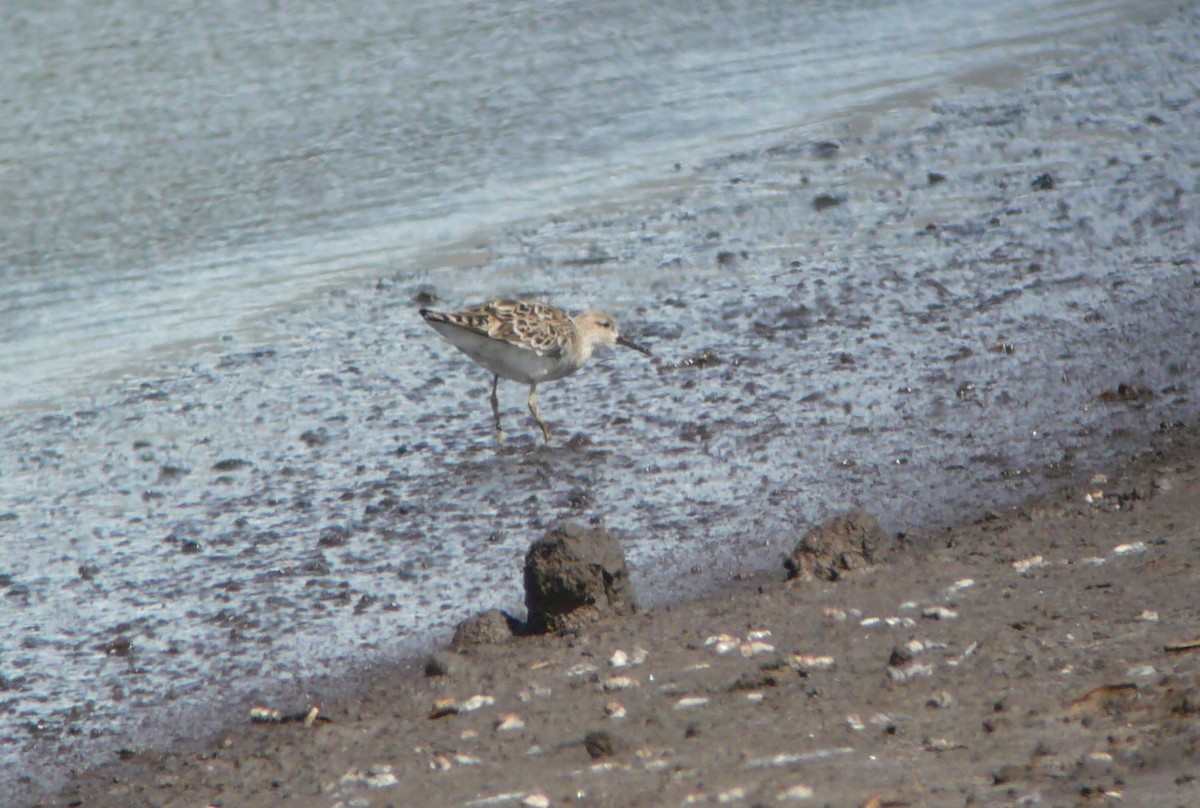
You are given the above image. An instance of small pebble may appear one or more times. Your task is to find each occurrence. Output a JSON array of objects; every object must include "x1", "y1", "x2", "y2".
[
  {"x1": 926, "y1": 691, "x2": 955, "y2": 709},
  {"x1": 674, "y1": 696, "x2": 709, "y2": 709},
  {"x1": 604, "y1": 701, "x2": 627, "y2": 719}
]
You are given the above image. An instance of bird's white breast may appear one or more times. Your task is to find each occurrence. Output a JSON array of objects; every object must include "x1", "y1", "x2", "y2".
[{"x1": 429, "y1": 321, "x2": 578, "y2": 384}]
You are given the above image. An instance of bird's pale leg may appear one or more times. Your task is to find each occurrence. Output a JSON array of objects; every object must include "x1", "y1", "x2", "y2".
[
  {"x1": 527, "y1": 383, "x2": 553, "y2": 443},
  {"x1": 490, "y1": 375, "x2": 506, "y2": 445}
]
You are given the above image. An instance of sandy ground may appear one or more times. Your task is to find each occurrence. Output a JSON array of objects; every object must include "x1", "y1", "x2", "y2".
[{"x1": 43, "y1": 420, "x2": 1200, "y2": 807}]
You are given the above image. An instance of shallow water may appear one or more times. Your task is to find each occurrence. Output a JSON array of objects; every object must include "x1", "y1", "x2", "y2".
[
  {"x1": 2, "y1": 0, "x2": 1198, "y2": 801},
  {"x1": 0, "y1": 0, "x2": 1169, "y2": 411}
]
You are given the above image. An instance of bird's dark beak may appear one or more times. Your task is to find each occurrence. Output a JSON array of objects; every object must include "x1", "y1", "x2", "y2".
[{"x1": 617, "y1": 334, "x2": 652, "y2": 356}]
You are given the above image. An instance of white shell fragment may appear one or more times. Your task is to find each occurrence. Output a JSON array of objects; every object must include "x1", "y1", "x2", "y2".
[
  {"x1": 336, "y1": 765, "x2": 398, "y2": 789},
  {"x1": 495, "y1": 713, "x2": 526, "y2": 732},
  {"x1": 1012, "y1": 555, "x2": 1046, "y2": 573},
  {"x1": 604, "y1": 701, "x2": 627, "y2": 719},
  {"x1": 609, "y1": 649, "x2": 629, "y2": 668},
  {"x1": 602, "y1": 676, "x2": 639, "y2": 691},
  {"x1": 458, "y1": 695, "x2": 495, "y2": 712},
  {"x1": 705, "y1": 633, "x2": 739, "y2": 654},
  {"x1": 776, "y1": 783, "x2": 816, "y2": 801},
  {"x1": 945, "y1": 578, "x2": 975, "y2": 595},
  {"x1": 861, "y1": 616, "x2": 916, "y2": 628},
  {"x1": 887, "y1": 661, "x2": 935, "y2": 683},
  {"x1": 704, "y1": 631, "x2": 776, "y2": 656},
  {"x1": 1112, "y1": 542, "x2": 1147, "y2": 556},
  {"x1": 430, "y1": 753, "x2": 481, "y2": 771},
  {"x1": 790, "y1": 654, "x2": 836, "y2": 672},
  {"x1": 430, "y1": 694, "x2": 495, "y2": 718},
  {"x1": 674, "y1": 696, "x2": 710, "y2": 709},
  {"x1": 519, "y1": 683, "x2": 553, "y2": 702},
  {"x1": 744, "y1": 747, "x2": 855, "y2": 769},
  {"x1": 922, "y1": 606, "x2": 958, "y2": 621}
]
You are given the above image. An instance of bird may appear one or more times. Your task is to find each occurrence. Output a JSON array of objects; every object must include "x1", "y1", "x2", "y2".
[{"x1": 419, "y1": 298, "x2": 651, "y2": 444}]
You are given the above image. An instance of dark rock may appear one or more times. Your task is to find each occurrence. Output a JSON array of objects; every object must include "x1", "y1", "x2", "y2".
[
  {"x1": 157, "y1": 465, "x2": 189, "y2": 482},
  {"x1": 811, "y1": 141, "x2": 841, "y2": 159},
  {"x1": 317, "y1": 526, "x2": 351, "y2": 548},
  {"x1": 451, "y1": 608, "x2": 518, "y2": 649},
  {"x1": 1099, "y1": 383, "x2": 1155, "y2": 404},
  {"x1": 1031, "y1": 172, "x2": 1055, "y2": 191},
  {"x1": 784, "y1": 510, "x2": 882, "y2": 581},
  {"x1": 812, "y1": 193, "x2": 842, "y2": 211},
  {"x1": 672, "y1": 349, "x2": 723, "y2": 370},
  {"x1": 211, "y1": 458, "x2": 252, "y2": 472},
  {"x1": 583, "y1": 729, "x2": 627, "y2": 759},
  {"x1": 523, "y1": 522, "x2": 636, "y2": 634},
  {"x1": 927, "y1": 171, "x2": 947, "y2": 185},
  {"x1": 300, "y1": 429, "x2": 329, "y2": 448}
]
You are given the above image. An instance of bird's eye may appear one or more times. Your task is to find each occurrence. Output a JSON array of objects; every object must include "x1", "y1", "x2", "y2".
[{"x1": 601, "y1": 320, "x2": 612, "y2": 329}]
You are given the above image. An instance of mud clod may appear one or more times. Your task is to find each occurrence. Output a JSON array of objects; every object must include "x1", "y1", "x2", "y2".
[
  {"x1": 451, "y1": 609, "x2": 519, "y2": 649},
  {"x1": 784, "y1": 510, "x2": 882, "y2": 582},
  {"x1": 523, "y1": 522, "x2": 636, "y2": 634}
]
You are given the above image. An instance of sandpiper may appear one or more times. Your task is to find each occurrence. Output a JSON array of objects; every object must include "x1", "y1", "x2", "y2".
[{"x1": 420, "y1": 298, "x2": 651, "y2": 444}]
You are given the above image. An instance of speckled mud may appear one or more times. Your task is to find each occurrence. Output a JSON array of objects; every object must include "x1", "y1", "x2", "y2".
[{"x1": 2, "y1": 1, "x2": 1199, "y2": 803}]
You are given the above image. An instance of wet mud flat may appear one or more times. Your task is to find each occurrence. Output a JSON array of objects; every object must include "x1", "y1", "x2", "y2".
[
  {"x1": 5, "y1": 4, "x2": 1200, "y2": 804},
  {"x1": 46, "y1": 409, "x2": 1200, "y2": 807}
]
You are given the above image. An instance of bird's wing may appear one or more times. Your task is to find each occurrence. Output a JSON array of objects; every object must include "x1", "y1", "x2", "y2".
[{"x1": 466, "y1": 299, "x2": 572, "y2": 358}]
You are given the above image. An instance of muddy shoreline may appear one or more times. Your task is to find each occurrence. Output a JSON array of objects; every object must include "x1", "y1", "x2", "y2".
[
  {"x1": 4, "y1": 4, "x2": 1200, "y2": 804},
  {"x1": 44, "y1": 420, "x2": 1200, "y2": 808}
]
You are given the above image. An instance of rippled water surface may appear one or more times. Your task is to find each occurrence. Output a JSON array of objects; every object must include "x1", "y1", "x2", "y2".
[{"x1": 1, "y1": 0, "x2": 1198, "y2": 800}]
